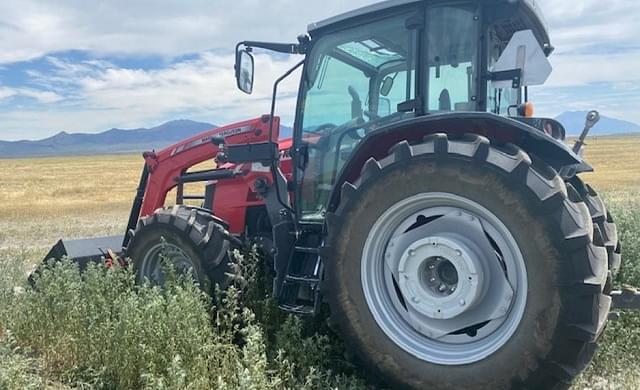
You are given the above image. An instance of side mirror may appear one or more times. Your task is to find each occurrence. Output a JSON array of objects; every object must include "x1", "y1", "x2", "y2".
[
  {"x1": 380, "y1": 76, "x2": 394, "y2": 97},
  {"x1": 235, "y1": 49, "x2": 255, "y2": 94}
]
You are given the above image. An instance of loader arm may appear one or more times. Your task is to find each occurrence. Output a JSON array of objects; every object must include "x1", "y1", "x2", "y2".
[{"x1": 136, "y1": 116, "x2": 279, "y2": 222}]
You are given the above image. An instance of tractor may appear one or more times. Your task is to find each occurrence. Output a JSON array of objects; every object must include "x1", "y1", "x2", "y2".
[{"x1": 42, "y1": 0, "x2": 640, "y2": 388}]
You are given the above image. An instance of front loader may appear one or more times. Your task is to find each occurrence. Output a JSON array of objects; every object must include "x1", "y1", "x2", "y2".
[{"x1": 40, "y1": 0, "x2": 640, "y2": 388}]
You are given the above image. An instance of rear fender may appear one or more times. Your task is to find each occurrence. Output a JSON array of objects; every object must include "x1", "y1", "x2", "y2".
[{"x1": 327, "y1": 112, "x2": 585, "y2": 212}]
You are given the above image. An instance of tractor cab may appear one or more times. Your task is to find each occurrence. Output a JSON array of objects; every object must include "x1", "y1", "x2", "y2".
[
  {"x1": 236, "y1": 0, "x2": 561, "y2": 222},
  {"x1": 231, "y1": 0, "x2": 581, "y2": 317}
]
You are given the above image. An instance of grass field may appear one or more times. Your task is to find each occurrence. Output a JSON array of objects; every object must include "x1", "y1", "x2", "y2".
[{"x1": 0, "y1": 136, "x2": 639, "y2": 389}]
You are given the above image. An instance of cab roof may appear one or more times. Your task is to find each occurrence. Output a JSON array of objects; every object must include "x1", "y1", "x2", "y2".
[{"x1": 308, "y1": 0, "x2": 551, "y2": 50}]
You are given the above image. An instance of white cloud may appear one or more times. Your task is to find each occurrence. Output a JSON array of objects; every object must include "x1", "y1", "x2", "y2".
[
  {"x1": 0, "y1": 52, "x2": 302, "y2": 140},
  {"x1": 0, "y1": 0, "x2": 634, "y2": 64},
  {"x1": 547, "y1": 50, "x2": 640, "y2": 87},
  {"x1": 17, "y1": 89, "x2": 63, "y2": 103},
  {"x1": 0, "y1": 0, "x2": 374, "y2": 64},
  {"x1": 0, "y1": 85, "x2": 63, "y2": 103},
  {"x1": 0, "y1": 0, "x2": 638, "y2": 140},
  {"x1": 540, "y1": 0, "x2": 639, "y2": 52},
  {"x1": 71, "y1": 51, "x2": 302, "y2": 121},
  {"x1": 0, "y1": 87, "x2": 17, "y2": 100}
]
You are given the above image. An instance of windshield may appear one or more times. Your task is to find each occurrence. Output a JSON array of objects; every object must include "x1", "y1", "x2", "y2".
[{"x1": 298, "y1": 12, "x2": 418, "y2": 220}]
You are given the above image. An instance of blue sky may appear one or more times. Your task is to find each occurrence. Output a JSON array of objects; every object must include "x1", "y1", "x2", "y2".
[{"x1": 0, "y1": 0, "x2": 638, "y2": 141}]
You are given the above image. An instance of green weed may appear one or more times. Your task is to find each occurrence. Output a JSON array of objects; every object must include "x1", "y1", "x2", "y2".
[{"x1": 0, "y1": 248, "x2": 366, "y2": 390}]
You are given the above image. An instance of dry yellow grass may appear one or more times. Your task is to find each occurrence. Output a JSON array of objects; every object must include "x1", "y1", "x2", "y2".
[
  {"x1": 0, "y1": 137, "x2": 637, "y2": 252},
  {"x1": 580, "y1": 136, "x2": 640, "y2": 191},
  {"x1": 0, "y1": 153, "x2": 212, "y2": 252}
]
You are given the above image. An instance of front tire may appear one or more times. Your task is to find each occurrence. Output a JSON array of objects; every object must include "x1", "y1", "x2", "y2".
[
  {"x1": 126, "y1": 205, "x2": 231, "y2": 292},
  {"x1": 323, "y1": 134, "x2": 610, "y2": 389}
]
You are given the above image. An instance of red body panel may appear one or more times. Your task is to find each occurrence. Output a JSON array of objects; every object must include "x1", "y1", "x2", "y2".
[{"x1": 139, "y1": 116, "x2": 292, "y2": 235}]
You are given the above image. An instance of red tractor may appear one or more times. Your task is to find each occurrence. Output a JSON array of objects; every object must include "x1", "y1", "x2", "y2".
[{"x1": 43, "y1": 0, "x2": 639, "y2": 388}]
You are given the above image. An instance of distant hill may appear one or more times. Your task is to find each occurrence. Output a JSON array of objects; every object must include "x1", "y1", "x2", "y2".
[
  {"x1": 279, "y1": 125, "x2": 293, "y2": 139},
  {"x1": 11, "y1": 112, "x2": 635, "y2": 159},
  {"x1": 0, "y1": 120, "x2": 296, "y2": 158},
  {"x1": 555, "y1": 111, "x2": 640, "y2": 136},
  {"x1": 0, "y1": 120, "x2": 217, "y2": 158}
]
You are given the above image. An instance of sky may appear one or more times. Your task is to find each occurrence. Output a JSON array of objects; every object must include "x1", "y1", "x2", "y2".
[{"x1": 0, "y1": 0, "x2": 638, "y2": 141}]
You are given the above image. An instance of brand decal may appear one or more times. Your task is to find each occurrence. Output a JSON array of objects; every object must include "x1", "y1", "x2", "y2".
[{"x1": 170, "y1": 125, "x2": 253, "y2": 156}]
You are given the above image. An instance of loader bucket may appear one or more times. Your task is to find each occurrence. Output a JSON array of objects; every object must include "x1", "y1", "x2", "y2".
[{"x1": 33, "y1": 235, "x2": 125, "y2": 283}]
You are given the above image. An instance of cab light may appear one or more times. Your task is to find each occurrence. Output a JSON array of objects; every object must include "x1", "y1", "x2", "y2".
[{"x1": 518, "y1": 102, "x2": 535, "y2": 118}]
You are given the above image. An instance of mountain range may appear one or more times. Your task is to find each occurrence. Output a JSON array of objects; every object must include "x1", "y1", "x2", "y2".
[
  {"x1": 0, "y1": 112, "x2": 636, "y2": 158},
  {"x1": 555, "y1": 111, "x2": 640, "y2": 136},
  {"x1": 0, "y1": 120, "x2": 295, "y2": 158}
]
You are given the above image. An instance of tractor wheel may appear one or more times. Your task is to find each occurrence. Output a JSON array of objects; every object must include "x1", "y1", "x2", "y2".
[
  {"x1": 126, "y1": 205, "x2": 231, "y2": 291},
  {"x1": 323, "y1": 134, "x2": 610, "y2": 390},
  {"x1": 569, "y1": 177, "x2": 622, "y2": 282}
]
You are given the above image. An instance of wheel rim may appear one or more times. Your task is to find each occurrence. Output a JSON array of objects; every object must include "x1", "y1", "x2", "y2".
[
  {"x1": 361, "y1": 193, "x2": 527, "y2": 365},
  {"x1": 140, "y1": 242, "x2": 199, "y2": 286}
]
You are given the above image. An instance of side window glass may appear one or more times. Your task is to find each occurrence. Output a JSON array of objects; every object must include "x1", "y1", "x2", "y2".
[
  {"x1": 378, "y1": 70, "x2": 414, "y2": 117},
  {"x1": 303, "y1": 56, "x2": 370, "y2": 128},
  {"x1": 486, "y1": 28, "x2": 521, "y2": 115},
  {"x1": 426, "y1": 5, "x2": 478, "y2": 112}
]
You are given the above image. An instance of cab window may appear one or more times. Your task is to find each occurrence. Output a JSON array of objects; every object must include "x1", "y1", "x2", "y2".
[{"x1": 426, "y1": 5, "x2": 478, "y2": 112}]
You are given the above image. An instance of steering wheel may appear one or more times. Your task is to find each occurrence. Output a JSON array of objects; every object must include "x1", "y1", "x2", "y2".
[
  {"x1": 308, "y1": 86, "x2": 391, "y2": 143},
  {"x1": 312, "y1": 123, "x2": 338, "y2": 134}
]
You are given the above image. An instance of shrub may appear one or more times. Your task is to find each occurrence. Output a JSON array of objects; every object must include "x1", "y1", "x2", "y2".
[
  {"x1": 0, "y1": 333, "x2": 45, "y2": 390},
  {"x1": 0, "y1": 248, "x2": 367, "y2": 389},
  {"x1": 4, "y1": 197, "x2": 636, "y2": 389}
]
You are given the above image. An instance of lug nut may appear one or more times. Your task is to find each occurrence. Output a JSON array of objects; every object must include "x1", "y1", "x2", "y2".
[
  {"x1": 429, "y1": 277, "x2": 436, "y2": 283},
  {"x1": 438, "y1": 284, "x2": 447, "y2": 292}
]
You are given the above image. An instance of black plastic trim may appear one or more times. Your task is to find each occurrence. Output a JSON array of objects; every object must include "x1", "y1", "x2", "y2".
[
  {"x1": 178, "y1": 169, "x2": 235, "y2": 184},
  {"x1": 123, "y1": 164, "x2": 149, "y2": 248},
  {"x1": 226, "y1": 142, "x2": 279, "y2": 163}
]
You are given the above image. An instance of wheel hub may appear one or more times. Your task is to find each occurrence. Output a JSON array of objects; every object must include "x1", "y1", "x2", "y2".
[
  {"x1": 433, "y1": 259, "x2": 458, "y2": 289},
  {"x1": 141, "y1": 242, "x2": 198, "y2": 286},
  {"x1": 398, "y1": 237, "x2": 482, "y2": 320},
  {"x1": 362, "y1": 193, "x2": 527, "y2": 365}
]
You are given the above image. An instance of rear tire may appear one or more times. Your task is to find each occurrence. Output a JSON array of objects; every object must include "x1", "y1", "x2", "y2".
[
  {"x1": 322, "y1": 134, "x2": 610, "y2": 389},
  {"x1": 126, "y1": 205, "x2": 231, "y2": 292},
  {"x1": 569, "y1": 177, "x2": 622, "y2": 282}
]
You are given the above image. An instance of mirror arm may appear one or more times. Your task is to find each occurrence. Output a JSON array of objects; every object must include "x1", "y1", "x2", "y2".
[
  {"x1": 266, "y1": 59, "x2": 305, "y2": 216},
  {"x1": 239, "y1": 41, "x2": 303, "y2": 55}
]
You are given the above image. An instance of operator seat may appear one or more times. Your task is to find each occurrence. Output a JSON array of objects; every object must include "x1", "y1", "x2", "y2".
[{"x1": 439, "y1": 89, "x2": 452, "y2": 111}]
